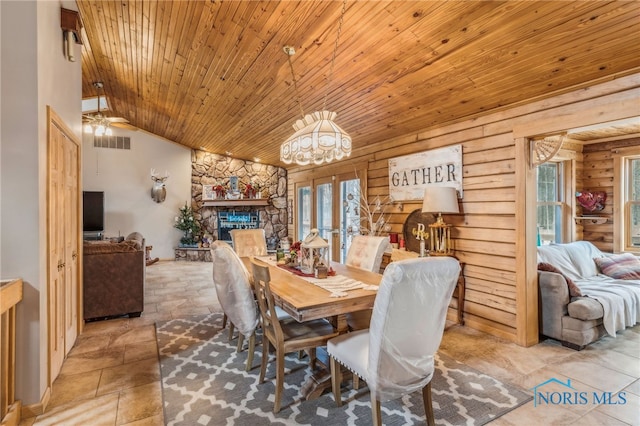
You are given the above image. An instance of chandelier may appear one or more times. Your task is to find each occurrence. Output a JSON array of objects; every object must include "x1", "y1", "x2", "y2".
[
  {"x1": 280, "y1": 0, "x2": 351, "y2": 166},
  {"x1": 83, "y1": 82, "x2": 113, "y2": 137}
]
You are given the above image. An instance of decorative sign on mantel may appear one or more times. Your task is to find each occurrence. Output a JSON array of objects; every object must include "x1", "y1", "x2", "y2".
[{"x1": 388, "y1": 144, "x2": 462, "y2": 201}]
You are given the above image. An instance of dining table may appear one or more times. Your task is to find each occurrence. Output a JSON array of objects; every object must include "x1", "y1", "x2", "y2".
[{"x1": 242, "y1": 255, "x2": 383, "y2": 398}]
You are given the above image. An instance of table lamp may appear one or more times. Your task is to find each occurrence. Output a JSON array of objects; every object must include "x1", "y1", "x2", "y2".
[{"x1": 422, "y1": 186, "x2": 460, "y2": 256}]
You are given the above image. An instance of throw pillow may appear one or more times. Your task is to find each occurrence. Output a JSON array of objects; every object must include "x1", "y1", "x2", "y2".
[
  {"x1": 594, "y1": 253, "x2": 640, "y2": 280},
  {"x1": 537, "y1": 262, "x2": 583, "y2": 297}
]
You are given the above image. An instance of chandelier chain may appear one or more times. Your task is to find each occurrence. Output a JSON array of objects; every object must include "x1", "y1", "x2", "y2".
[
  {"x1": 286, "y1": 50, "x2": 305, "y2": 119},
  {"x1": 322, "y1": 0, "x2": 347, "y2": 111}
]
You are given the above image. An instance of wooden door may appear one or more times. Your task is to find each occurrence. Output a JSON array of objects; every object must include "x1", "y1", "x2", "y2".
[
  {"x1": 63, "y1": 133, "x2": 80, "y2": 353},
  {"x1": 47, "y1": 108, "x2": 81, "y2": 383},
  {"x1": 48, "y1": 117, "x2": 66, "y2": 379}
]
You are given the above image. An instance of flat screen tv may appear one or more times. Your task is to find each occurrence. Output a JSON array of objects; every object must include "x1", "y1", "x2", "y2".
[{"x1": 83, "y1": 191, "x2": 104, "y2": 232}]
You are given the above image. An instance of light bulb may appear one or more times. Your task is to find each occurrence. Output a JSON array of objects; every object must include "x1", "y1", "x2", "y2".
[
  {"x1": 84, "y1": 123, "x2": 93, "y2": 133},
  {"x1": 95, "y1": 125, "x2": 105, "y2": 136},
  {"x1": 105, "y1": 127, "x2": 113, "y2": 136}
]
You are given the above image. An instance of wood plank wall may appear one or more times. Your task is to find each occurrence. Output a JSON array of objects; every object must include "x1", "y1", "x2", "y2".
[
  {"x1": 287, "y1": 74, "x2": 640, "y2": 345},
  {"x1": 581, "y1": 137, "x2": 640, "y2": 252}
]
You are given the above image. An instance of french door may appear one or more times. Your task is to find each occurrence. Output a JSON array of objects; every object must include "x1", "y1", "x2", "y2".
[{"x1": 295, "y1": 171, "x2": 364, "y2": 262}]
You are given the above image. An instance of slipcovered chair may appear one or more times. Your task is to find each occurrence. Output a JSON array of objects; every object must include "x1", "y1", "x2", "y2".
[
  {"x1": 345, "y1": 235, "x2": 392, "y2": 331},
  {"x1": 230, "y1": 228, "x2": 268, "y2": 258},
  {"x1": 345, "y1": 235, "x2": 391, "y2": 273},
  {"x1": 211, "y1": 241, "x2": 259, "y2": 371},
  {"x1": 327, "y1": 257, "x2": 460, "y2": 426},
  {"x1": 250, "y1": 258, "x2": 339, "y2": 413}
]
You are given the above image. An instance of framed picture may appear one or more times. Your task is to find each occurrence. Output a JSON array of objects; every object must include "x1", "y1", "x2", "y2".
[
  {"x1": 229, "y1": 176, "x2": 239, "y2": 192},
  {"x1": 202, "y1": 184, "x2": 216, "y2": 201}
]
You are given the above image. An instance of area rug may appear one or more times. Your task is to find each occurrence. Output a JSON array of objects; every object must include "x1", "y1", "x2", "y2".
[{"x1": 156, "y1": 313, "x2": 531, "y2": 426}]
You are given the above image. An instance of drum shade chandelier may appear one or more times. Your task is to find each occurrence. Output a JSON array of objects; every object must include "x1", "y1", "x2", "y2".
[{"x1": 280, "y1": 0, "x2": 351, "y2": 166}]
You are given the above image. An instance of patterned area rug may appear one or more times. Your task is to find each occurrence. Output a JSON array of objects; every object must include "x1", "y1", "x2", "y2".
[{"x1": 156, "y1": 313, "x2": 531, "y2": 425}]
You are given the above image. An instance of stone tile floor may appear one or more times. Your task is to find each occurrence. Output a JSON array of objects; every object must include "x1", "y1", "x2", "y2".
[{"x1": 20, "y1": 261, "x2": 640, "y2": 425}]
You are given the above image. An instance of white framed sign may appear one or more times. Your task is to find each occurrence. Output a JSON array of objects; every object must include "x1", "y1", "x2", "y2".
[{"x1": 388, "y1": 144, "x2": 462, "y2": 201}]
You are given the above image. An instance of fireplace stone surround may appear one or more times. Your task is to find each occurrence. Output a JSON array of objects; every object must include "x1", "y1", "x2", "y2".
[{"x1": 190, "y1": 150, "x2": 288, "y2": 249}]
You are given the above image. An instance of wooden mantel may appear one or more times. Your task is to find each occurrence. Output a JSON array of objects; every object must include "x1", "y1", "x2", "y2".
[{"x1": 203, "y1": 199, "x2": 269, "y2": 207}]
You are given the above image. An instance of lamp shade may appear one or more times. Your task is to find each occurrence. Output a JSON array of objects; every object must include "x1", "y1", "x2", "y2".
[
  {"x1": 280, "y1": 110, "x2": 352, "y2": 166},
  {"x1": 422, "y1": 186, "x2": 460, "y2": 214}
]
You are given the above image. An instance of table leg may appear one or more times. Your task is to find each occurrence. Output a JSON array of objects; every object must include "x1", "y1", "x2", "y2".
[{"x1": 301, "y1": 314, "x2": 350, "y2": 400}]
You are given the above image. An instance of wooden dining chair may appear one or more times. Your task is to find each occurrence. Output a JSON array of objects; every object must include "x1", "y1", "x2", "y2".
[
  {"x1": 210, "y1": 241, "x2": 259, "y2": 372},
  {"x1": 250, "y1": 258, "x2": 339, "y2": 413},
  {"x1": 327, "y1": 257, "x2": 461, "y2": 426},
  {"x1": 230, "y1": 228, "x2": 268, "y2": 257}
]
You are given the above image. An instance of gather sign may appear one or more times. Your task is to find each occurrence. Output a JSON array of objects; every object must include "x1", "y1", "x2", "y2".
[{"x1": 388, "y1": 144, "x2": 462, "y2": 201}]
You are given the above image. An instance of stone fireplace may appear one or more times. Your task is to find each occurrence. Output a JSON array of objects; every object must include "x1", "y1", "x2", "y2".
[{"x1": 191, "y1": 150, "x2": 287, "y2": 249}]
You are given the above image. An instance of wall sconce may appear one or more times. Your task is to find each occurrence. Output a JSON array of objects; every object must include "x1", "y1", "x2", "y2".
[{"x1": 61, "y1": 8, "x2": 82, "y2": 62}]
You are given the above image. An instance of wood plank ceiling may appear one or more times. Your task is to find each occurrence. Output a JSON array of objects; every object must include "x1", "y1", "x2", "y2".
[{"x1": 77, "y1": 1, "x2": 640, "y2": 167}]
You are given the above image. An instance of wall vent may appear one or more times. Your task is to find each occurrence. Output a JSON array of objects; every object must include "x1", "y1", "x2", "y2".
[{"x1": 93, "y1": 135, "x2": 131, "y2": 150}]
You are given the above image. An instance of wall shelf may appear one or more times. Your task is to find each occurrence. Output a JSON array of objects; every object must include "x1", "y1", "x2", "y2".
[
  {"x1": 574, "y1": 216, "x2": 608, "y2": 225},
  {"x1": 203, "y1": 199, "x2": 269, "y2": 207}
]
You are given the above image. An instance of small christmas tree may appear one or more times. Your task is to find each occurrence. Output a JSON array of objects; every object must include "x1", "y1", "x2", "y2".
[{"x1": 174, "y1": 203, "x2": 200, "y2": 247}]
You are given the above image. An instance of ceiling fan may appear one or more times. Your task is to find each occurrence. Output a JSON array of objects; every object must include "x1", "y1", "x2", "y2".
[{"x1": 82, "y1": 82, "x2": 136, "y2": 135}]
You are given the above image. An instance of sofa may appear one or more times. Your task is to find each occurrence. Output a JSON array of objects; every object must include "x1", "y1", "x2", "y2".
[
  {"x1": 83, "y1": 232, "x2": 145, "y2": 320},
  {"x1": 537, "y1": 241, "x2": 640, "y2": 349}
]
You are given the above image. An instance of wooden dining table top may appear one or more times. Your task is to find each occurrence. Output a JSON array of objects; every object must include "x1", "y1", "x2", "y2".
[{"x1": 242, "y1": 256, "x2": 382, "y2": 325}]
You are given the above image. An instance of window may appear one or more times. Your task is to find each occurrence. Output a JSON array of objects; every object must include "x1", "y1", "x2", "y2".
[
  {"x1": 624, "y1": 156, "x2": 640, "y2": 250},
  {"x1": 537, "y1": 162, "x2": 565, "y2": 245},
  {"x1": 613, "y1": 148, "x2": 640, "y2": 252}
]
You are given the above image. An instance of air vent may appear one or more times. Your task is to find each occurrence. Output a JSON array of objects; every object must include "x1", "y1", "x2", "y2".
[{"x1": 93, "y1": 135, "x2": 131, "y2": 150}]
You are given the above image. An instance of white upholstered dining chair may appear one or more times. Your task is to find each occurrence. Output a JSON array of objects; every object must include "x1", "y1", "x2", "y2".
[
  {"x1": 327, "y1": 257, "x2": 461, "y2": 426},
  {"x1": 230, "y1": 228, "x2": 268, "y2": 257},
  {"x1": 210, "y1": 240, "x2": 259, "y2": 371},
  {"x1": 345, "y1": 235, "x2": 392, "y2": 331},
  {"x1": 345, "y1": 235, "x2": 391, "y2": 273},
  {"x1": 250, "y1": 258, "x2": 339, "y2": 413}
]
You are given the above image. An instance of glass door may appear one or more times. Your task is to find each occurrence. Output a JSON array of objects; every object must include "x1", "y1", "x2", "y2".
[
  {"x1": 339, "y1": 178, "x2": 361, "y2": 262},
  {"x1": 314, "y1": 178, "x2": 335, "y2": 261},
  {"x1": 293, "y1": 171, "x2": 364, "y2": 262},
  {"x1": 296, "y1": 183, "x2": 312, "y2": 240}
]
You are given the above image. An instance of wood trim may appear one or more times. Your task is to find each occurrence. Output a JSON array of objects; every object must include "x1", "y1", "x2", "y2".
[
  {"x1": 515, "y1": 137, "x2": 539, "y2": 346},
  {"x1": 19, "y1": 386, "x2": 49, "y2": 420}
]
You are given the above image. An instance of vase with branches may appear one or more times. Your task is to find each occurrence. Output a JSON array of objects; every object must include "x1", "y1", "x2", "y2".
[{"x1": 343, "y1": 177, "x2": 392, "y2": 237}]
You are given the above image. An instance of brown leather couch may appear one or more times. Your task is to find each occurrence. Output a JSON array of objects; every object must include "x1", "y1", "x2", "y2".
[{"x1": 83, "y1": 232, "x2": 145, "y2": 320}]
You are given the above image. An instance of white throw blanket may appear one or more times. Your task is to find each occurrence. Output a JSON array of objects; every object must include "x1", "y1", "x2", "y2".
[
  {"x1": 538, "y1": 241, "x2": 640, "y2": 337},
  {"x1": 577, "y1": 277, "x2": 640, "y2": 336}
]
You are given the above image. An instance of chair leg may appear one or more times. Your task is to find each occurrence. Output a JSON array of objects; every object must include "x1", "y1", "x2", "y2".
[
  {"x1": 245, "y1": 332, "x2": 256, "y2": 372},
  {"x1": 370, "y1": 393, "x2": 382, "y2": 426},
  {"x1": 329, "y1": 356, "x2": 343, "y2": 407},
  {"x1": 236, "y1": 333, "x2": 245, "y2": 353},
  {"x1": 274, "y1": 348, "x2": 284, "y2": 413},
  {"x1": 222, "y1": 313, "x2": 228, "y2": 329},
  {"x1": 259, "y1": 338, "x2": 269, "y2": 384},
  {"x1": 353, "y1": 375, "x2": 360, "y2": 390},
  {"x1": 228, "y1": 323, "x2": 235, "y2": 341},
  {"x1": 422, "y1": 382, "x2": 435, "y2": 426}
]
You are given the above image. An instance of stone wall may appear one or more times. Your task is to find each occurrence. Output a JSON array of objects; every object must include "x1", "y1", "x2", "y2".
[{"x1": 191, "y1": 150, "x2": 288, "y2": 249}]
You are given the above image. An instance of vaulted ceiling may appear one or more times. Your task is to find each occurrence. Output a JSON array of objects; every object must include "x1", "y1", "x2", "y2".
[{"x1": 77, "y1": 1, "x2": 640, "y2": 167}]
